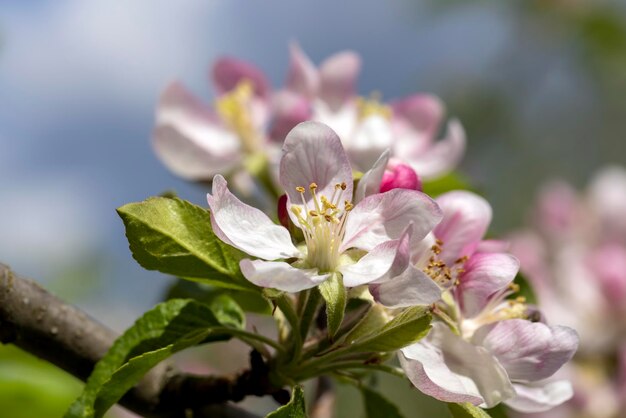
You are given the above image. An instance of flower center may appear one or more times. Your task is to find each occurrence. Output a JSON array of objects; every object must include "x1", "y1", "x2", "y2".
[
  {"x1": 356, "y1": 93, "x2": 392, "y2": 121},
  {"x1": 290, "y1": 182, "x2": 353, "y2": 273},
  {"x1": 423, "y1": 240, "x2": 467, "y2": 289},
  {"x1": 460, "y1": 283, "x2": 529, "y2": 339},
  {"x1": 215, "y1": 80, "x2": 259, "y2": 153}
]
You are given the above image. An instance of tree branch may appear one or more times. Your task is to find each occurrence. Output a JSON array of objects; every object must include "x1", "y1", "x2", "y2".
[{"x1": 0, "y1": 263, "x2": 282, "y2": 418}]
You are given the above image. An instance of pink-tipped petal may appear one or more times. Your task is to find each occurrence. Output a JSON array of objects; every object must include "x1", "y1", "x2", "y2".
[
  {"x1": 391, "y1": 94, "x2": 444, "y2": 139},
  {"x1": 240, "y1": 259, "x2": 329, "y2": 292},
  {"x1": 505, "y1": 381, "x2": 574, "y2": 413},
  {"x1": 458, "y1": 253, "x2": 520, "y2": 318},
  {"x1": 207, "y1": 175, "x2": 299, "y2": 260},
  {"x1": 269, "y1": 90, "x2": 312, "y2": 142},
  {"x1": 400, "y1": 323, "x2": 515, "y2": 408},
  {"x1": 212, "y1": 57, "x2": 270, "y2": 99},
  {"x1": 370, "y1": 266, "x2": 441, "y2": 308},
  {"x1": 434, "y1": 190, "x2": 492, "y2": 264},
  {"x1": 280, "y1": 121, "x2": 353, "y2": 208},
  {"x1": 380, "y1": 158, "x2": 422, "y2": 193},
  {"x1": 473, "y1": 320, "x2": 579, "y2": 382},
  {"x1": 154, "y1": 82, "x2": 240, "y2": 179},
  {"x1": 339, "y1": 224, "x2": 412, "y2": 287},
  {"x1": 408, "y1": 119, "x2": 466, "y2": 179},
  {"x1": 318, "y1": 51, "x2": 361, "y2": 112},
  {"x1": 354, "y1": 150, "x2": 390, "y2": 203},
  {"x1": 343, "y1": 189, "x2": 442, "y2": 252},
  {"x1": 286, "y1": 42, "x2": 319, "y2": 98}
]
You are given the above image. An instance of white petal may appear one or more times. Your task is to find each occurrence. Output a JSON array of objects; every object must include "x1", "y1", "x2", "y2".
[
  {"x1": 370, "y1": 266, "x2": 441, "y2": 308},
  {"x1": 240, "y1": 259, "x2": 329, "y2": 292},
  {"x1": 339, "y1": 224, "x2": 412, "y2": 287},
  {"x1": 280, "y1": 121, "x2": 353, "y2": 211},
  {"x1": 207, "y1": 175, "x2": 299, "y2": 260},
  {"x1": 285, "y1": 42, "x2": 319, "y2": 98},
  {"x1": 347, "y1": 115, "x2": 394, "y2": 171},
  {"x1": 505, "y1": 381, "x2": 573, "y2": 413},
  {"x1": 154, "y1": 82, "x2": 241, "y2": 179},
  {"x1": 401, "y1": 323, "x2": 515, "y2": 408},
  {"x1": 354, "y1": 150, "x2": 390, "y2": 203},
  {"x1": 408, "y1": 119, "x2": 466, "y2": 179},
  {"x1": 342, "y1": 188, "x2": 442, "y2": 252}
]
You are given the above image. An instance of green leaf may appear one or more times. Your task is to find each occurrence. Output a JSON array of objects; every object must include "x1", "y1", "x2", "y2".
[
  {"x1": 117, "y1": 197, "x2": 255, "y2": 291},
  {"x1": 342, "y1": 304, "x2": 389, "y2": 345},
  {"x1": 319, "y1": 273, "x2": 347, "y2": 339},
  {"x1": 485, "y1": 404, "x2": 509, "y2": 418},
  {"x1": 65, "y1": 298, "x2": 243, "y2": 418},
  {"x1": 165, "y1": 279, "x2": 272, "y2": 314},
  {"x1": 422, "y1": 172, "x2": 473, "y2": 197},
  {"x1": 347, "y1": 306, "x2": 431, "y2": 352},
  {"x1": 266, "y1": 386, "x2": 306, "y2": 418},
  {"x1": 448, "y1": 402, "x2": 492, "y2": 418},
  {"x1": 360, "y1": 386, "x2": 405, "y2": 418}
]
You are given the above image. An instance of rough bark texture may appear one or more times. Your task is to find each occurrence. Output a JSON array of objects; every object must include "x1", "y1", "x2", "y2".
[{"x1": 0, "y1": 263, "x2": 276, "y2": 418}]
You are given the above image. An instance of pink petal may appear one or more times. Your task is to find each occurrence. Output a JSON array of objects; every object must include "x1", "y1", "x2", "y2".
[
  {"x1": 473, "y1": 320, "x2": 579, "y2": 382},
  {"x1": 400, "y1": 323, "x2": 514, "y2": 408},
  {"x1": 505, "y1": 381, "x2": 573, "y2": 413},
  {"x1": 380, "y1": 158, "x2": 422, "y2": 193},
  {"x1": 207, "y1": 175, "x2": 300, "y2": 260},
  {"x1": 370, "y1": 266, "x2": 441, "y2": 308},
  {"x1": 457, "y1": 253, "x2": 520, "y2": 318},
  {"x1": 318, "y1": 51, "x2": 361, "y2": 112},
  {"x1": 434, "y1": 190, "x2": 492, "y2": 264},
  {"x1": 534, "y1": 180, "x2": 578, "y2": 237},
  {"x1": 391, "y1": 94, "x2": 444, "y2": 139},
  {"x1": 211, "y1": 57, "x2": 270, "y2": 99},
  {"x1": 342, "y1": 189, "x2": 442, "y2": 252},
  {"x1": 269, "y1": 90, "x2": 312, "y2": 142},
  {"x1": 279, "y1": 121, "x2": 353, "y2": 210},
  {"x1": 407, "y1": 119, "x2": 466, "y2": 179},
  {"x1": 354, "y1": 150, "x2": 390, "y2": 203},
  {"x1": 240, "y1": 259, "x2": 329, "y2": 292},
  {"x1": 339, "y1": 224, "x2": 412, "y2": 287},
  {"x1": 285, "y1": 42, "x2": 319, "y2": 98},
  {"x1": 154, "y1": 82, "x2": 240, "y2": 179}
]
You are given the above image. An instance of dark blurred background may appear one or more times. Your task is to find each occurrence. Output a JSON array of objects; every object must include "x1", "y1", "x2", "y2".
[{"x1": 1, "y1": 1, "x2": 625, "y2": 416}]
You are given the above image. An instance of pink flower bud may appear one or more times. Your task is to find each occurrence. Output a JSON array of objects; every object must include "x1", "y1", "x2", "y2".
[
  {"x1": 277, "y1": 194, "x2": 290, "y2": 229},
  {"x1": 379, "y1": 159, "x2": 422, "y2": 193}
]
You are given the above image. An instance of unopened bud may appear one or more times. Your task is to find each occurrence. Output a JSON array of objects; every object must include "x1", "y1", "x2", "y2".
[{"x1": 379, "y1": 159, "x2": 422, "y2": 192}]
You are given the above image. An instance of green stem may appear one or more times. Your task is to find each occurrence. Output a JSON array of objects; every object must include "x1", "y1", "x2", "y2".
[
  {"x1": 432, "y1": 305, "x2": 461, "y2": 335},
  {"x1": 299, "y1": 288, "x2": 321, "y2": 341},
  {"x1": 217, "y1": 327, "x2": 285, "y2": 354},
  {"x1": 274, "y1": 294, "x2": 302, "y2": 362},
  {"x1": 297, "y1": 360, "x2": 406, "y2": 381}
]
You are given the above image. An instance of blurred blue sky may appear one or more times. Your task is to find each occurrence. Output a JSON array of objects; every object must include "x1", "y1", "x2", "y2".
[{"x1": 1, "y1": 0, "x2": 623, "y2": 327}]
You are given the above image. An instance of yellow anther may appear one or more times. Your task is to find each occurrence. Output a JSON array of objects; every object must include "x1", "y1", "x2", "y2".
[
  {"x1": 309, "y1": 183, "x2": 318, "y2": 190},
  {"x1": 344, "y1": 201, "x2": 354, "y2": 211},
  {"x1": 356, "y1": 95, "x2": 392, "y2": 120},
  {"x1": 335, "y1": 183, "x2": 342, "y2": 190},
  {"x1": 296, "y1": 186, "x2": 305, "y2": 193},
  {"x1": 309, "y1": 210, "x2": 319, "y2": 217},
  {"x1": 340, "y1": 182, "x2": 347, "y2": 190},
  {"x1": 324, "y1": 214, "x2": 333, "y2": 223}
]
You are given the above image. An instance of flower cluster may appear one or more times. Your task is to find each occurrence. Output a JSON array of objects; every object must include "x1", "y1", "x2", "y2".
[
  {"x1": 510, "y1": 167, "x2": 626, "y2": 417},
  {"x1": 153, "y1": 44, "x2": 464, "y2": 196},
  {"x1": 148, "y1": 46, "x2": 579, "y2": 415}
]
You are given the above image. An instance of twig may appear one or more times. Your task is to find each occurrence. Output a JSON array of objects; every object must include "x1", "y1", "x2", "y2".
[{"x1": 0, "y1": 263, "x2": 284, "y2": 418}]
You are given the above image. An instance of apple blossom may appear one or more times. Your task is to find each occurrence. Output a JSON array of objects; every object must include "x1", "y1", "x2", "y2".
[
  {"x1": 207, "y1": 121, "x2": 442, "y2": 298},
  {"x1": 153, "y1": 58, "x2": 273, "y2": 184},
  {"x1": 285, "y1": 43, "x2": 466, "y2": 179},
  {"x1": 395, "y1": 191, "x2": 579, "y2": 412}
]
